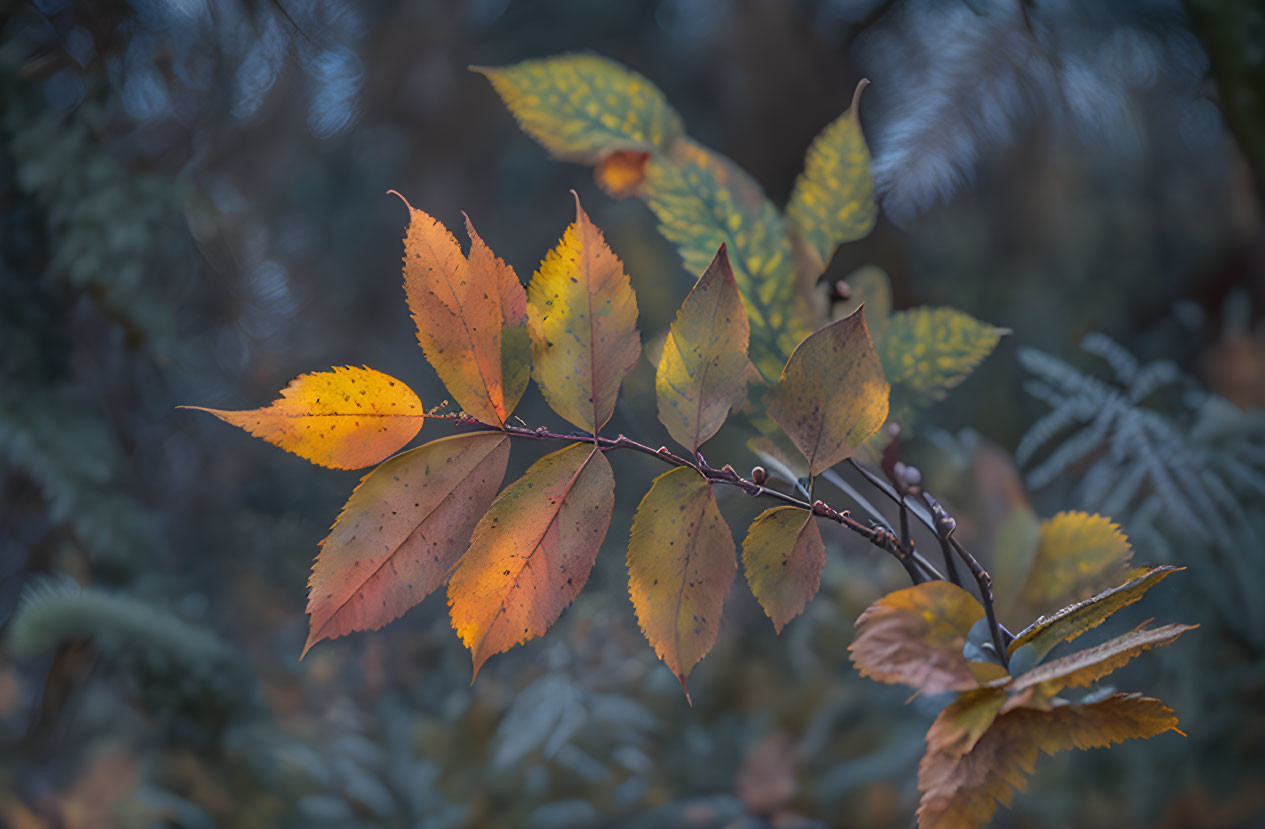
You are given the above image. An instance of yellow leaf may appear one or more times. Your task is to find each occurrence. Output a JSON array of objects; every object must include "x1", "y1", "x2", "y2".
[
  {"x1": 400, "y1": 200, "x2": 528, "y2": 426},
  {"x1": 787, "y1": 80, "x2": 877, "y2": 272},
  {"x1": 1011, "y1": 623, "x2": 1196, "y2": 696},
  {"x1": 656, "y1": 245, "x2": 751, "y2": 452},
  {"x1": 917, "y1": 694, "x2": 1181, "y2": 829},
  {"x1": 849, "y1": 580, "x2": 985, "y2": 695},
  {"x1": 528, "y1": 194, "x2": 642, "y2": 433},
  {"x1": 1009, "y1": 565, "x2": 1184, "y2": 659},
  {"x1": 644, "y1": 139, "x2": 801, "y2": 377},
  {"x1": 181, "y1": 366, "x2": 423, "y2": 470},
  {"x1": 764, "y1": 307, "x2": 889, "y2": 476},
  {"x1": 1018, "y1": 511, "x2": 1135, "y2": 613},
  {"x1": 878, "y1": 306, "x2": 1007, "y2": 418},
  {"x1": 627, "y1": 466, "x2": 737, "y2": 694},
  {"x1": 303, "y1": 432, "x2": 510, "y2": 657},
  {"x1": 742, "y1": 506, "x2": 825, "y2": 634},
  {"x1": 448, "y1": 441, "x2": 614, "y2": 678},
  {"x1": 474, "y1": 54, "x2": 683, "y2": 161}
]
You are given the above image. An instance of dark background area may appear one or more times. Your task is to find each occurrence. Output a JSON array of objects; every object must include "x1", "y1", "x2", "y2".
[{"x1": 2, "y1": 1, "x2": 1263, "y2": 826}]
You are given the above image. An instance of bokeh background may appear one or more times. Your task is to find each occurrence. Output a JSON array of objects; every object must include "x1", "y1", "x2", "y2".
[{"x1": 2, "y1": 0, "x2": 1263, "y2": 827}]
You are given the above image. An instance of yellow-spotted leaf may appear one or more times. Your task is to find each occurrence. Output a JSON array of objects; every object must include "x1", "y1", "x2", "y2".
[
  {"x1": 787, "y1": 80, "x2": 877, "y2": 273},
  {"x1": 917, "y1": 694, "x2": 1181, "y2": 829},
  {"x1": 400, "y1": 200, "x2": 528, "y2": 427},
  {"x1": 1018, "y1": 512, "x2": 1135, "y2": 613},
  {"x1": 645, "y1": 140, "x2": 801, "y2": 376},
  {"x1": 1011, "y1": 623, "x2": 1196, "y2": 696},
  {"x1": 182, "y1": 366, "x2": 423, "y2": 469},
  {"x1": 656, "y1": 245, "x2": 750, "y2": 452},
  {"x1": 528, "y1": 195, "x2": 641, "y2": 433},
  {"x1": 742, "y1": 506, "x2": 825, "y2": 633},
  {"x1": 879, "y1": 307, "x2": 1007, "y2": 417},
  {"x1": 1009, "y1": 565, "x2": 1183, "y2": 659},
  {"x1": 303, "y1": 432, "x2": 510, "y2": 656},
  {"x1": 448, "y1": 441, "x2": 615, "y2": 678},
  {"x1": 849, "y1": 580, "x2": 985, "y2": 695},
  {"x1": 474, "y1": 54, "x2": 683, "y2": 161},
  {"x1": 627, "y1": 466, "x2": 737, "y2": 696},
  {"x1": 764, "y1": 307, "x2": 889, "y2": 476}
]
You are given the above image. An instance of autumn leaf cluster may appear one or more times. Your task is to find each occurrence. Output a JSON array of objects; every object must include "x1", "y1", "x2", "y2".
[{"x1": 185, "y1": 52, "x2": 1194, "y2": 829}]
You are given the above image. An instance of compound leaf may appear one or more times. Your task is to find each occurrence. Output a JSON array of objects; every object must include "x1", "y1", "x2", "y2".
[
  {"x1": 528, "y1": 194, "x2": 641, "y2": 433},
  {"x1": 1009, "y1": 565, "x2": 1184, "y2": 659},
  {"x1": 849, "y1": 580, "x2": 985, "y2": 696},
  {"x1": 627, "y1": 466, "x2": 736, "y2": 696},
  {"x1": 401, "y1": 200, "x2": 528, "y2": 427},
  {"x1": 448, "y1": 441, "x2": 615, "y2": 678},
  {"x1": 742, "y1": 506, "x2": 825, "y2": 634},
  {"x1": 879, "y1": 307, "x2": 1007, "y2": 417},
  {"x1": 182, "y1": 366, "x2": 423, "y2": 470},
  {"x1": 918, "y1": 694, "x2": 1180, "y2": 829},
  {"x1": 656, "y1": 245, "x2": 750, "y2": 453},
  {"x1": 474, "y1": 54, "x2": 683, "y2": 161},
  {"x1": 764, "y1": 307, "x2": 889, "y2": 476},
  {"x1": 787, "y1": 80, "x2": 877, "y2": 272},
  {"x1": 303, "y1": 432, "x2": 510, "y2": 656}
]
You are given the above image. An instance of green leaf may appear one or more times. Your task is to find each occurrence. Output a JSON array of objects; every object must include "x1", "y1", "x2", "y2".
[
  {"x1": 764, "y1": 307, "x2": 890, "y2": 476},
  {"x1": 644, "y1": 140, "x2": 802, "y2": 377},
  {"x1": 1009, "y1": 565, "x2": 1184, "y2": 659},
  {"x1": 787, "y1": 80, "x2": 877, "y2": 272},
  {"x1": 879, "y1": 307, "x2": 1007, "y2": 417},
  {"x1": 474, "y1": 54, "x2": 683, "y2": 162}
]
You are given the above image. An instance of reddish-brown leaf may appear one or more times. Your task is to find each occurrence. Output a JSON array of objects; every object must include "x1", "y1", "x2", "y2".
[
  {"x1": 918, "y1": 694, "x2": 1181, "y2": 829},
  {"x1": 849, "y1": 581, "x2": 984, "y2": 695},
  {"x1": 302, "y1": 432, "x2": 510, "y2": 656}
]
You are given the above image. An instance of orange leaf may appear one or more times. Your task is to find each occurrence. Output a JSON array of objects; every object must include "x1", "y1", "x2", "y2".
[
  {"x1": 302, "y1": 432, "x2": 511, "y2": 656},
  {"x1": 627, "y1": 466, "x2": 736, "y2": 696},
  {"x1": 1009, "y1": 565, "x2": 1183, "y2": 659},
  {"x1": 764, "y1": 307, "x2": 889, "y2": 476},
  {"x1": 182, "y1": 366, "x2": 423, "y2": 469},
  {"x1": 528, "y1": 194, "x2": 642, "y2": 433},
  {"x1": 595, "y1": 149, "x2": 651, "y2": 198},
  {"x1": 400, "y1": 198, "x2": 528, "y2": 427},
  {"x1": 918, "y1": 694, "x2": 1181, "y2": 829},
  {"x1": 849, "y1": 581, "x2": 984, "y2": 695},
  {"x1": 448, "y1": 441, "x2": 615, "y2": 677},
  {"x1": 925, "y1": 687, "x2": 1008, "y2": 762},
  {"x1": 656, "y1": 245, "x2": 751, "y2": 453},
  {"x1": 741, "y1": 506, "x2": 825, "y2": 633},
  {"x1": 1011, "y1": 623, "x2": 1196, "y2": 696}
]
